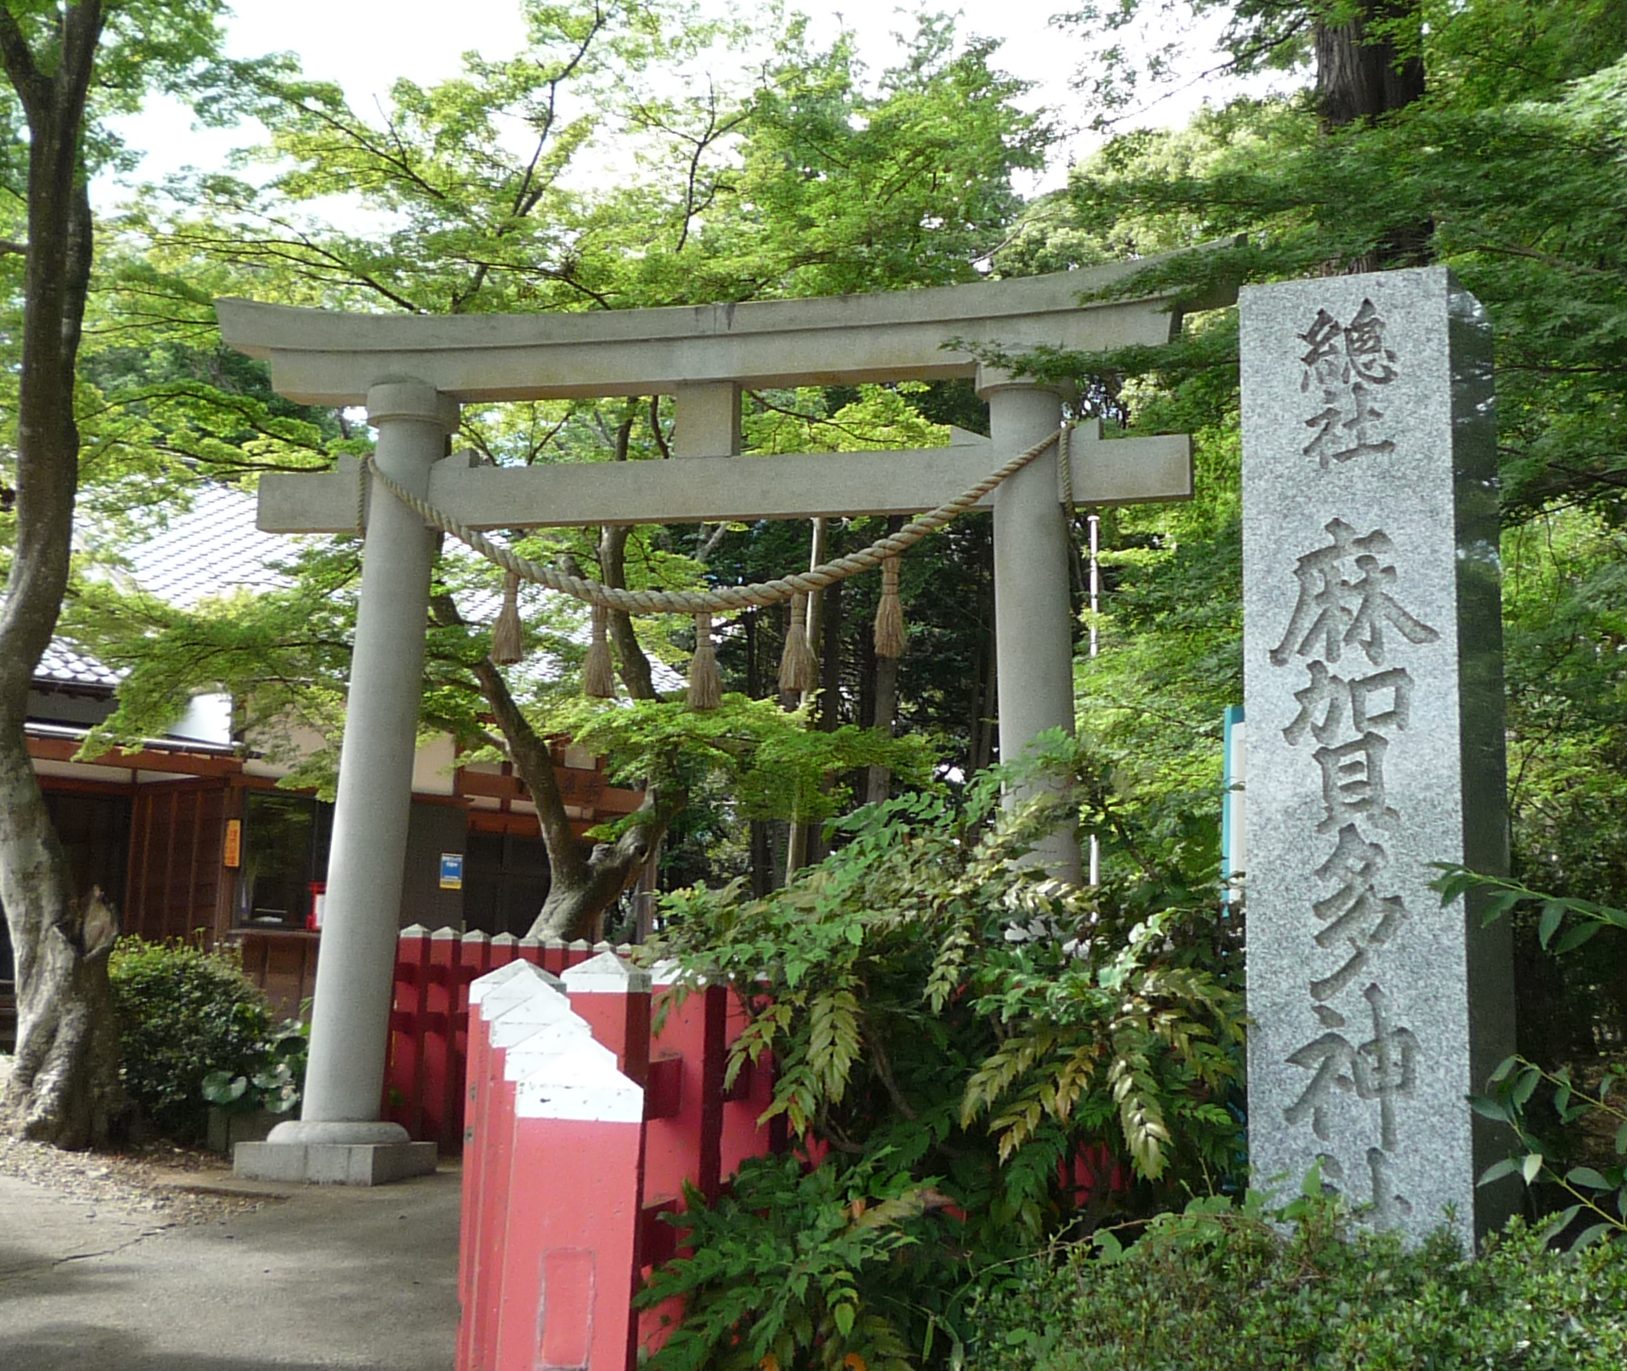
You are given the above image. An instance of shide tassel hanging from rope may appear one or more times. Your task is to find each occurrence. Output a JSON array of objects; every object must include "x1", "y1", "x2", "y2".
[
  {"x1": 582, "y1": 604, "x2": 615, "y2": 699},
  {"x1": 778, "y1": 591, "x2": 819, "y2": 696},
  {"x1": 490, "y1": 572, "x2": 524, "y2": 666},
  {"x1": 688, "y1": 611, "x2": 722, "y2": 711},
  {"x1": 873, "y1": 554, "x2": 906, "y2": 660},
  {"x1": 414, "y1": 426, "x2": 1067, "y2": 712}
]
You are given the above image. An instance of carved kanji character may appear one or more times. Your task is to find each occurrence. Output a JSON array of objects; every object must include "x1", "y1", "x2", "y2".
[
  {"x1": 1345, "y1": 552, "x2": 1439, "y2": 666},
  {"x1": 1314, "y1": 732, "x2": 1398, "y2": 833},
  {"x1": 1270, "y1": 523, "x2": 1439, "y2": 669},
  {"x1": 1343, "y1": 300, "x2": 1398, "y2": 385}
]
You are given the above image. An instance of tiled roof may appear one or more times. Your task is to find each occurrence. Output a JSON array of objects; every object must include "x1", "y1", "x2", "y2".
[
  {"x1": 34, "y1": 639, "x2": 122, "y2": 690},
  {"x1": 122, "y1": 483, "x2": 292, "y2": 607},
  {"x1": 31, "y1": 478, "x2": 680, "y2": 694},
  {"x1": 32, "y1": 483, "x2": 295, "y2": 691}
]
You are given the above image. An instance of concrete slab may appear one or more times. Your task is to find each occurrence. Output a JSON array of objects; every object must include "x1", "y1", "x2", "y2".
[
  {"x1": 234, "y1": 1139, "x2": 438, "y2": 1186},
  {"x1": 0, "y1": 1165, "x2": 460, "y2": 1370}
]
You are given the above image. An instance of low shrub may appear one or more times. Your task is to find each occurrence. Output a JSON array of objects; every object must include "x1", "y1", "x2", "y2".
[
  {"x1": 108, "y1": 938, "x2": 275, "y2": 1141},
  {"x1": 641, "y1": 739, "x2": 1244, "y2": 1367},
  {"x1": 967, "y1": 1189, "x2": 1627, "y2": 1371}
]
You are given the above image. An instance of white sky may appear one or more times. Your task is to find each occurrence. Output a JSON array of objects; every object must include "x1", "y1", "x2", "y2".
[{"x1": 106, "y1": 0, "x2": 1254, "y2": 205}]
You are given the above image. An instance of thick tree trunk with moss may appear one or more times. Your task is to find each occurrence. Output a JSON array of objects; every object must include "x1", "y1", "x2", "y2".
[{"x1": 0, "y1": 3, "x2": 123, "y2": 1147}]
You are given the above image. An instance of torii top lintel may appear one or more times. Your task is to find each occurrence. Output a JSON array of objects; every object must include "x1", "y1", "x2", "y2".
[{"x1": 215, "y1": 259, "x2": 1189, "y2": 407}]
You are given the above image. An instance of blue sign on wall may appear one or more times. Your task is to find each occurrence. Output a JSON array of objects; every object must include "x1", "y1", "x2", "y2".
[{"x1": 439, "y1": 852, "x2": 464, "y2": 891}]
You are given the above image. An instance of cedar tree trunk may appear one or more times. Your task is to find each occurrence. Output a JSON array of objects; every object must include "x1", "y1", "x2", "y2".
[{"x1": 1316, "y1": 0, "x2": 1431, "y2": 267}]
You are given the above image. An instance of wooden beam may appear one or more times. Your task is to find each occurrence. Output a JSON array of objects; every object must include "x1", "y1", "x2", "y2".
[{"x1": 25, "y1": 733, "x2": 242, "y2": 778}]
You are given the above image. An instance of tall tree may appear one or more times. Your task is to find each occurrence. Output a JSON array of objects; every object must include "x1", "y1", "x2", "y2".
[
  {"x1": 0, "y1": 0, "x2": 236, "y2": 1145},
  {"x1": 1006, "y1": 0, "x2": 1627, "y2": 1048}
]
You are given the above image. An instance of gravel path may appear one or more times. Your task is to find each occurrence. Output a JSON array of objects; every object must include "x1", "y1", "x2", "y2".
[{"x1": 0, "y1": 1054, "x2": 275, "y2": 1227}]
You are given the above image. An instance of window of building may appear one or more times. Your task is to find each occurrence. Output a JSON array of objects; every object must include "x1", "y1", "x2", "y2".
[{"x1": 238, "y1": 792, "x2": 332, "y2": 927}]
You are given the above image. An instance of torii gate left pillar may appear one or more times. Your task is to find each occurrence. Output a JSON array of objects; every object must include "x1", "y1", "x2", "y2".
[
  {"x1": 236, "y1": 381, "x2": 454, "y2": 1184},
  {"x1": 222, "y1": 261, "x2": 1211, "y2": 1183}
]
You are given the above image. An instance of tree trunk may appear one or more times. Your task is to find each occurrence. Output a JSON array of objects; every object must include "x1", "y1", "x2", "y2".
[
  {"x1": 468, "y1": 652, "x2": 685, "y2": 942},
  {"x1": 1316, "y1": 0, "x2": 1431, "y2": 268},
  {"x1": 1315, "y1": 1, "x2": 1424, "y2": 128},
  {"x1": 0, "y1": 4, "x2": 122, "y2": 1148},
  {"x1": 866, "y1": 653, "x2": 900, "y2": 806}
]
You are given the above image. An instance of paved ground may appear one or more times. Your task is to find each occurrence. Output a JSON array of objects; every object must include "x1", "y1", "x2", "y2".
[{"x1": 0, "y1": 1165, "x2": 461, "y2": 1370}]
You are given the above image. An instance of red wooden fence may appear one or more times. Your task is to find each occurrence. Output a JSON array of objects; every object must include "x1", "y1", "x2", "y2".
[
  {"x1": 455, "y1": 949, "x2": 782, "y2": 1371},
  {"x1": 383, "y1": 926, "x2": 626, "y2": 1152}
]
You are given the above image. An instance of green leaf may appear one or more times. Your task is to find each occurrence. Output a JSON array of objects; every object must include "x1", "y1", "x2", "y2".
[
  {"x1": 1564, "y1": 1166, "x2": 1611, "y2": 1190},
  {"x1": 1553, "y1": 922, "x2": 1602, "y2": 954},
  {"x1": 1522, "y1": 1152, "x2": 1545, "y2": 1185},
  {"x1": 1511, "y1": 1067, "x2": 1542, "y2": 1108},
  {"x1": 201, "y1": 1071, "x2": 248, "y2": 1105},
  {"x1": 1534, "y1": 1204, "x2": 1581, "y2": 1246},
  {"x1": 1477, "y1": 1157, "x2": 1520, "y2": 1187},
  {"x1": 1537, "y1": 901, "x2": 1565, "y2": 948}
]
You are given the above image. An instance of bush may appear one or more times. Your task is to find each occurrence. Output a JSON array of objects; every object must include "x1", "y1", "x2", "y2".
[
  {"x1": 641, "y1": 737, "x2": 1245, "y2": 1367},
  {"x1": 967, "y1": 1190, "x2": 1627, "y2": 1371},
  {"x1": 108, "y1": 938, "x2": 275, "y2": 1141}
]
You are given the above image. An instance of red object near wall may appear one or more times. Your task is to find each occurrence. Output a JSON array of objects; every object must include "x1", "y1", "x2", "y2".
[
  {"x1": 382, "y1": 927, "x2": 611, "y2": 1152},
  {"x1": 455, "y1": 948, "x2": 783, "y2": 1371}
]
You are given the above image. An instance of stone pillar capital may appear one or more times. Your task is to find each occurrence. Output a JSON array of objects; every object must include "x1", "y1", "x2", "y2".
[
  {"x1": 975, "y1": 364, "x2": 1076, "y2": 404},
  {"x1": 365, "y1": 379, "x2": 460, "y2": 432}
]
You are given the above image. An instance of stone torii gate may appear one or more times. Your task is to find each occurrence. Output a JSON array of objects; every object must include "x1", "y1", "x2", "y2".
[{"x1": 220, "y1": 262, "x2": 1201, "y2": 1183}]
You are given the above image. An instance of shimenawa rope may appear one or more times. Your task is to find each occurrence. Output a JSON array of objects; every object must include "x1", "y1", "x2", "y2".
[{"x1": 355, "y1": 426, "x2": 1068, "y2": 618}]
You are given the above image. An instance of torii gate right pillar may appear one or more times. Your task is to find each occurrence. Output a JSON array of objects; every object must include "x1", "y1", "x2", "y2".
[{"x1": 981, "y1": 368, "x2": 1085, "y2": 884}]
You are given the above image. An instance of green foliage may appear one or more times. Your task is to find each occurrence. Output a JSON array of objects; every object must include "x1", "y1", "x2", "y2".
[
  {"x1": 200, "y1": 1016, "x2": 308, "y2": 1119},
  {"x1": 107, "y1": 938, "x2": 276, "y2": 1141},
  {"x1": 967, "y1": 1190, "x2": 1627, "y2": 1370},
  {"x1": 638, "y1": 1159, "x2": 932, "y2": 1371},
  {"x1": 641, "y1": 739, "x2": 1244, "y2": 1366},
  {"x1": 1472, "y1": 1054, "x2": 1627, "y2": 1250},
  {"x1": 554, "y1": 691, "x2": 937, "y2": 828},
  {"x1": 1434, "y1": 865, "x2": 1627, "y2": 1245}
]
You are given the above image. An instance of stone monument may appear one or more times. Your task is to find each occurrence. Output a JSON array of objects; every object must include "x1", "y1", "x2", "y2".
[{"x1": 1240, "y1": 266, "x2": 1515, "y2": 1242}]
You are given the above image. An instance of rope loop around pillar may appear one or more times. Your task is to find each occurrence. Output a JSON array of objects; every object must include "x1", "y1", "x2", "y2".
[{"x1": 355, "y1": 427, "x2": 1066, "y2": 618}]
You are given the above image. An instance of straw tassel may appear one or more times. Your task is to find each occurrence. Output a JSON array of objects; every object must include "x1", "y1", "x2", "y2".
[
  {"x1": 490, "y1": 572, "x2": 524, "y2": 665},
  {"x1": 688, "y1": 611, "x2": 722, "y2": 711},
  {"x1": 873, "y1": 555, "x2": 906, "y2": 660},
  {"x1": 581, "y1": 603, "x2": 616, "y2": 699},
  {"x1": 778, "y1": 591, "x2": 819, "y2": 695}
]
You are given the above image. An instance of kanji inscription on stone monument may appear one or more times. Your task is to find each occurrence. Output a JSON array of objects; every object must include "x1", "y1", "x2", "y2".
[{"x1": 1241, "y1": 267, "x2": 1515, "y2": 1243}]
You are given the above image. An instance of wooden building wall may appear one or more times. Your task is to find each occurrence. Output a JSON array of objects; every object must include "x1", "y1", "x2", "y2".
[{"x1": 124, "y1": 780, "x2": 230, "y2": 944}]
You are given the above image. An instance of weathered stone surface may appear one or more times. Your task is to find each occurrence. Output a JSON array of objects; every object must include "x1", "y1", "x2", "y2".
[
  {"x1": 234, "y1": 1139, "x2": 438, "y2": 1185},
  {"x1": 1240, "y1": 266, "x2": 1514, "y2": 1243}
]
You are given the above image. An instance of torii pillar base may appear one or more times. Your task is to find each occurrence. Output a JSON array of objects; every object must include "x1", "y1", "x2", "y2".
[{"x1": 235, "y1": 1120, "x2": 438, "y2": 1186}]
